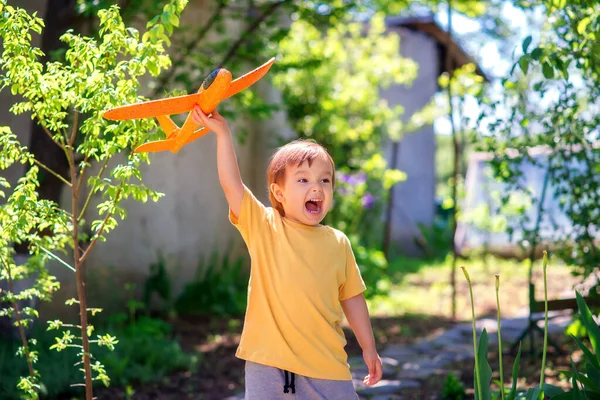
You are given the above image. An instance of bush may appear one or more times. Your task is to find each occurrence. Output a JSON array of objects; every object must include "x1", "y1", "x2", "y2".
[
  {"x1": 0, "y1": 315, "x2": 195, "y2": 400},
  {"x1": 175, "y1": 251, "x2": 249, "y2": 317}
]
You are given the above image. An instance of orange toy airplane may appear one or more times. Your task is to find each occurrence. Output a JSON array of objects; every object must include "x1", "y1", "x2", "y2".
[{"x1": 103, "y1": 57, "x2": 275, "y2": 153}]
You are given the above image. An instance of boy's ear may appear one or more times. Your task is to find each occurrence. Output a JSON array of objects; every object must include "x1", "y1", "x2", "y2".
[{"x1": 270, "y1": 183, "x2": 284, "y2": 203}]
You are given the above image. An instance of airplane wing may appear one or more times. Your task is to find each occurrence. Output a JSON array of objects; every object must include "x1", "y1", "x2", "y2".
[
  {"x1": 133, "y1": 138, "x2": 177, "y2": 153},
  {"x1": 133, "y1": 127, "x2": 210, "y2": 153},
  {"x1": 222, "y1": 57, "x2": 276, "y2": 100},
  {"x1": 104, "y1": 93, "x2": 201, "y2": 121}
]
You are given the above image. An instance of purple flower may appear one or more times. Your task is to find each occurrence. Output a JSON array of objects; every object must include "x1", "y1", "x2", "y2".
[
  {"x1": 355, "y1": 172, "x2": 367, "y2": 184},
  {"x1": 362, "y1": 193, "x2": 374, "y2": 209},
  {"x1": 346, "y1": 172, "x2": 366, "y2": 186},
  {"x1": 338, "y1": 173, "x2": 351, "y2": 184}
]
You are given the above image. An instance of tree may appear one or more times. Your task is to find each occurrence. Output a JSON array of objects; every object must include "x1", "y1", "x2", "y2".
[
  {"x1": 475, "y1": 0, "x2": 600, "y2": 281},
  {"x1": 0, "y1": 1, "x2": 187, "y2": 398}
]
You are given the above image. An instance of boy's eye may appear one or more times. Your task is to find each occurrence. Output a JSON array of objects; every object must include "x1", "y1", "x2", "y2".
[
  {"x1": 298, "y1": 178, "x2": 308, "y2": 183},
  {"x1": 321, "y1": 178, "x2": 330, "y2": 183}
]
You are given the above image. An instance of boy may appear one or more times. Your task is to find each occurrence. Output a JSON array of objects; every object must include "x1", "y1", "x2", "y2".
[{"x1": 192, "y1": 106, "x2": 382, "y2": 399}]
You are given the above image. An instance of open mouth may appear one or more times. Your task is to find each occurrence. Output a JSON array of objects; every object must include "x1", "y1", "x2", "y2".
[{"x1": 305, "y1": 199, "x2": 323, "y2": 215}]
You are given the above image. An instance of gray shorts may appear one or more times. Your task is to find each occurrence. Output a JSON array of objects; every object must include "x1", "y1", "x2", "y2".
[{"x1": 244, "y1": 361, "x2": 359, "y2": 400}]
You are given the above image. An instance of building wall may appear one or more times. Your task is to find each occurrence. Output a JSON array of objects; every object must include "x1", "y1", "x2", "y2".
[{"x1": 381, "y1": 26, "x2": 438, "y2": 256}]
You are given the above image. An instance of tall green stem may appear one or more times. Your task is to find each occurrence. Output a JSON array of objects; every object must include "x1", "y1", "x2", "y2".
[
  {"x1": 540, "y1": 251, "x2": 549, "y2": 387},
  {"x1": 496, "y1": 275, "x2": 505, "y2": 400},
  {"x1": 462, "y1": 266, "x2": 482, "y2": 400}
]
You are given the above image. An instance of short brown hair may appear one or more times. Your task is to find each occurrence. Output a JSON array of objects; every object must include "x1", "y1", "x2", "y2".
[{"x1": 267, "y1": 139, "x2": 335, "y2": 216}]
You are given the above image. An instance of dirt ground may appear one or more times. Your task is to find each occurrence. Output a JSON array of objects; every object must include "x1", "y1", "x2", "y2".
[
  {"x1": 97, "y1": 316, "x2": 573, "y2": 400},
  {"x1": 95, "y1": 314, "x2": 579, "y2": 400},
  {"x1": 95, "y1": 263, "x2": 585, "y2": 399}
]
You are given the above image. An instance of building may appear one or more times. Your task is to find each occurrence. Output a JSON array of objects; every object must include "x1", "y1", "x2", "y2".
[{"x1": 382, "y1": 16, "x2": 486, "y2": 256}]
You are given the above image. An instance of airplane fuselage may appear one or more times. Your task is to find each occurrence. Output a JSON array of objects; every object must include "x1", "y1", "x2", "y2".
[
  {"x1": 103, "y1": 57, "x2": 275, "y2": 154},
  {"x1": 173, "y1": 68, "x2": 232, "y2": 152}
]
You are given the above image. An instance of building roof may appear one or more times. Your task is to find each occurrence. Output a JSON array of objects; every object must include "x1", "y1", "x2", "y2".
[{"x1": 386, "y1": 15, "x2": 488, "y2": 81}]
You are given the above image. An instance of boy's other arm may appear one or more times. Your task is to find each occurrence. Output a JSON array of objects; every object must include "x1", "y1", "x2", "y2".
[
  {"x1": 192, "y1": 106, "x2": 244, "y2": 217},
  {"x1": 341, "y1": 293, "x2": 382, "y2": 386}
]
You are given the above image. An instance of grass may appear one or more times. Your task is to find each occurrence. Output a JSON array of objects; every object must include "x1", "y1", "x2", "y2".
[{"x1": 367, "y1": 253, "x2": 579, "y2": 321}]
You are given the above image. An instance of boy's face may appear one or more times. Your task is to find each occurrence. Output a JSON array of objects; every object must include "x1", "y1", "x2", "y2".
[{"x1": 270, "y1": 154, "x2": 334, "y2": 226}]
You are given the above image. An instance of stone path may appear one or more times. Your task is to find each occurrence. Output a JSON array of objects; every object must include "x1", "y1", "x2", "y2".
[
  {"x1": 352, "y1": 311, "x2": 573, "y2": 399},
  {"x1": 225, "y1": 311, "x2": 574, "y2": 400}
]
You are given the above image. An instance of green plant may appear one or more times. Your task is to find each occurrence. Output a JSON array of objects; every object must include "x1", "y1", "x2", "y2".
[
  {"x1": 175, "y1": 250, "x2": 248, "y2": 317},
  {"x1": 0, "y1": 1, "x2": 188, "y2": 398},
  {"x1": 549, "y1": 292, "x2": 600, "y2": 399},
  {"x1": 458, "y1": 251, "x2": 600, "y2": 399},
  {"x1": 442, "y1": 372, "x2": 466, "y2": 400},
  {"x1": 0, "y1": 315, "x2": 195, "y2": 399},
  {"x1": 460, "y1": 251, "x2": 548, "y2": 400},
  {"x1": 143, "y1": 253, "x2": 173, "y2": 313},
  {"x1": 461, "y1": 266, "x2": 491, "y2": 400},
  {"x1": 99, "y1": 314, "x2": 195, "y2": 387}
]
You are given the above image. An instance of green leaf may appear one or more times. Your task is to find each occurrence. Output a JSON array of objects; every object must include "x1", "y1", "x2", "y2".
[
  {"x1": 507, "y1": 342, "x2": 522, "y2": 400},
  {"x1": 169, "y1": 13, "x2": 179, "y2": 27},
  {"x1": 531, "y1": 47, "x2": 543, "y2": 61},
  {"x1": 550, "y1": 392, "x2": 575, "y2": 399},
  {"x1": 577, "y1": 17, "x2": 591, "y2": 35},
  {"x1": 573, "y1": 370, "x2": 600, "y2": 394},
  {"x1": 518, "y1": 56, "x2": 530, "y2": 75},
  {"x1": 542, "y1": 383, "x2": 565, "y2": 397},
  {"x1": 571, "y1": 334, "x2": 600, "y2": 369},
  {"x1": 571, "y1": 357, "x2": 587, "y2": 400},
  {"x1": 525, "y1": 386, "x2": 543, "y2": 400},
  {"x1": 542, "y1": 62, "x2": 554, "y2": 79},
  {"x1": 588, "y1": 363, "x2": 600, "y2": 389},
  {"x1": 475, "y1": 328, "x2": 493, "y2": 400},
  {"x1": 522, "y1": 36, "x2": 532, "y2": 54},
  {"x1": 576, "y1": 291, "x2": 600, "y2": 365}
]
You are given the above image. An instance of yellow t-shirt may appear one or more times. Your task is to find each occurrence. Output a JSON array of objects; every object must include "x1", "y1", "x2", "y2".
[{"x1": 229, "y1": 185, "x2": 366, "y2": 380}]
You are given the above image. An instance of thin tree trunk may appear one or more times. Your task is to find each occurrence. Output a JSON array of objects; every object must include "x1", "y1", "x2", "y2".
[
  {"x1": 0, "y1": 257, "x2": 37, "y2": 397},
  {"x1": 444, "y1": 0, "x2": 460, "y2": 321},
  {"x1": 383, "y1": 140, "x2": 400, "y2": 258},
  {"x1": 66, "y1": 126, "x2": 94, "y2": 399}
]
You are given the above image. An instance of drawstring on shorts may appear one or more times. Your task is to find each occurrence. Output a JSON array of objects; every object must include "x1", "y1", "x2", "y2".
[{"x1": 283, "y1": 370, "x2": 296, "y2": 394}]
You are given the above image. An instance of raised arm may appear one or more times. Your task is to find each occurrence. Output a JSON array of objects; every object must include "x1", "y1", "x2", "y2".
[{"x1": 192, "y1": 105, "x2": 244, "y2": 218}]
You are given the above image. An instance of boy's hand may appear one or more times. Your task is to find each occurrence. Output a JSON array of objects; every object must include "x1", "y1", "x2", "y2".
[
  {"x1": 192, "y1": 105, "x2": 230, "y2": 137},
  {"x1": 362, "y1": 347, "x2": 382, "y2": 386}
]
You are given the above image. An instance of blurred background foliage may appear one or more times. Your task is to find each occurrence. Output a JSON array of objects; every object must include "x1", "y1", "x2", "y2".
[{"x1": 2, "y1": 0, "x2": 600, "y2": 398}]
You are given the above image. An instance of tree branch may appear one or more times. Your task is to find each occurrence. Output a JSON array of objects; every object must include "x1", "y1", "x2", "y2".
[
  {"x1": 39, "y1": 123, "x2": 66, "y2": 150},
  {"x1": 152, "y1": 1, "x2": 227, "y2": 96},
  {"x1": 69, "y1": 111, "x2": 79, "y2": 147},
  {"x1": 75, "y1": 155, "x2": 90, "y2": 199},
  {"x1": 33, "y1": 158, "x2": 72, "y2": 187},
  {"x1": 77, "y1": 157, "x2": 109, "y2": 223},
  {"x1": 219, "y1": 0, "x2": 287, "y2": 67},
  {"x1": 79, "y1": 185, "x2": 122, "y2": 265}
]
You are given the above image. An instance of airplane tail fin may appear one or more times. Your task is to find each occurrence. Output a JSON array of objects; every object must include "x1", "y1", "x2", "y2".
[
  {"x1": 156, "y1": 115, "x2": 179, "y2": 138},
  {"x1": 184, "y1": 126, "x2": 210, "y2": 145}
]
